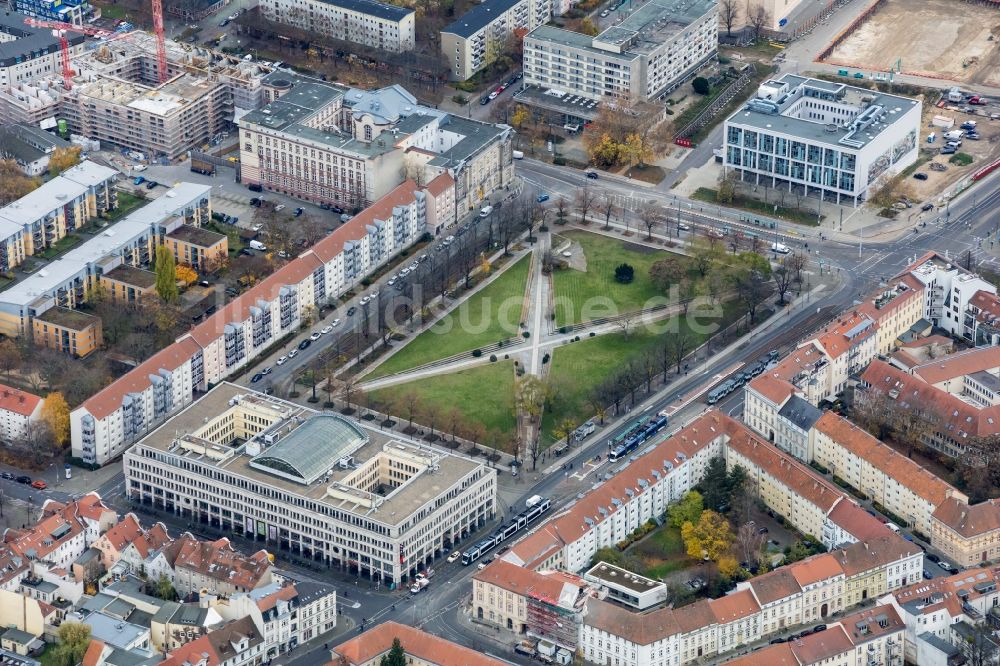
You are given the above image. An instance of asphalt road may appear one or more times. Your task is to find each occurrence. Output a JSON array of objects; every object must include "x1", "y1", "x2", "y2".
[{"x1": 4, "y1": 153, "x2": 999, "y2": 655}]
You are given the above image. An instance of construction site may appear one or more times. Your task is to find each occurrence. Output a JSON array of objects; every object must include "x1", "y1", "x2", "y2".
[
  {"x1": 820, "y1": 0, "x2": 1000, "y2": 86},
  {"x1": 0, "y1": 32, "x2": 274, "y2": 160}
]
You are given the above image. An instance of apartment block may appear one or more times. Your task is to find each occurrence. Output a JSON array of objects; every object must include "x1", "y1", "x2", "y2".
[
  {"x1": 123, "y1": 383, "x2": 497, "y2": 585},
  {"x1": 4, "y1": 494, "x2": 115, "y2": 569},
  {"x1": 334, "y1": 622, "x2": 511, "y2": 666},
  {"x1": 71, "y1": 178, "x2": 445, "y2": 466},
  {"x1": 725, "y1": 605, "x2": 905, "y2": 666},
  {"x1": 522, "y1": 0, "x2": 717, "y2": 103},
  {"x1": 163, "y1": 225, "x2": 228, "y2": 271},
  {"x1": 724, "y1": 75, "x2": 921, "y2": 205},
  {"x1": 0, "y1": 181, "x2": 210, "y2": 340},
  {"x1": 0, "y1": 160, "x2": 117, "y2": 275},
  {"x1": 902, "y1": 251, "x2": 1000, "y2": 343},
  {"x1": 99, "y1": 265, "x2": 158, "y2": 304},
  {"x1": 0, "y1": 384, "x2": 42, "y2": 444},
  {"x1": 260, "y1": 0, "x2": 415, "y2": 52},
  {"x1": 879, "y1": 566, "x2": 1000, "y2": 664},
  {"x1": 812, "y1": 412, "x2": 966, "y2": 537},
  {"x1": 578, "y1": 540, "x2": 916, "y2": 666},
  {"x1": 32, "y1": 306, "x2": 103, "y2": 357},
  {"x1": 503, "y1": 411, "x2": 729, "y2": 573},
  {"x1": 240, "y1": 75, "x2": 509, "y2": 214},
  {"x1": 473, "y1": 559, "x2": 590, "y2": 648},
  {"x1": 442, "y1": 0, "x2": 550, "y2": 81},
  {"x1": 0, "y1": 12, "x2": 85, "y2": 92},
  {"x1": 931, "y1": 498, "x2": 1000, "y2": 567}
]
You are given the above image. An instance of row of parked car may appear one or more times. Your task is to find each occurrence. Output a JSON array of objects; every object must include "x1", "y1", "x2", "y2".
[{"x1": 0, "y1": 472, "x2": 46, "y2": 489}]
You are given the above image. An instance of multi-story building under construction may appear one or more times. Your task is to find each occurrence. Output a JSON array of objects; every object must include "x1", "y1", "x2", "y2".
[{"x1": 0, "y1": 33, "x2": 275, "y2": 160}]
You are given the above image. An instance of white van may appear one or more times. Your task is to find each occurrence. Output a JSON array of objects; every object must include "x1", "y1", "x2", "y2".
[
  {"x1": 249, "y1": 240, "x2": 267, "y2": 251},
  {"x1": 512, "y1": 150, "x2": 524, "y2": 160},
  {"x1": 885, "y1": 522, "x2": 901, "y2": 533},
  {"x1": 771, "y1": 242, "x2": 790, "y2": 254},
  {"x1": 479, "y1": 205, "x2": 493, "y2": 217}
]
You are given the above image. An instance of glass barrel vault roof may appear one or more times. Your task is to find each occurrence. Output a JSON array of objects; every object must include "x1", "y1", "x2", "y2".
[{"x1": 249, "y1": 414, "x2": 368, "y2": 485}]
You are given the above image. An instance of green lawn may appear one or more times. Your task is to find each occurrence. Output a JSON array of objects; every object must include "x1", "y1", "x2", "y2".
[
  {"x1": 107, "y1": 192, "x2": 146, "y2": 222},
  {"x1": 368, "y1": 361, "x2": 517, "y2": 437},
  {"x1": 692, "y1": 187, "x2": 821, "y2": 226},
  {"x1": 632, "y1": 524, "x2": 690, "y2": 579},
  {"x1": 552, "y1": 231, "x2": 685, "y2": 327},
  {"x1": 38, "y1": 234, "x2": 82, "y2": 259},
  {"x1": 366, "y1": 254, "x2": 531, "y2": 379},
  {"x1": 541, "y1": 304, "x2": 742, "y2": 445}
]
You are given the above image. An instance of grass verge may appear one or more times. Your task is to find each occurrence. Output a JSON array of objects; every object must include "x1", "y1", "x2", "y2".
[
  {"x1": 368, "y1": 361, "x2": 517, "y2": 437},
  {"x1": 107, "y1": 192, "x2": 146, "y2": 222},
  {"x1": 366, "y1": 254, "x2": 531, "y2": 379},
  {"x1": 692, "y1": 187, "x2": 821, "y2": 226}
]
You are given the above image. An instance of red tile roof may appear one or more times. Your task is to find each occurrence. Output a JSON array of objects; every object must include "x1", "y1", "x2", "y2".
[
  {"x1": 474, "y1": 559, "x2": 586, "y2": 608},
  {"x1": 815, "y1": 411, "x2": 960, "y2": 507},
  {"x1": 582, "y1": 597, "x2": 680, "y2": 645},
  {"x1": 425, "y1": 173, "x2": 454, "y2": 197},
  {"x1": 97, "y1": 513, "x2": 143, "y2": 552},
  {"x1": 81, "y1": 336, "x2": 203, "y2": 420},
  {"x1": 507, "y1": 412, "x2": 731, "y2": 568},
  {"x1": 129, "y1": 522, "x2": 171, "y2": 559},
  {"x1": 710, "y1": 588, "x2": 760, "y2": 623},
  {"x1": 813, "y1": 311, "x2": 876, "y2": 359},
  {"x1": 788, "y1": 554, "x2": 843, "y2": 587},
  {"x1": 82, "y1": 640, "x2": 107, "y2": 666},
  {"x1": 0, "y1": 384, "x2": 41, "y2": 417},
  {"x1": 932, "y1": 497, "x2": 1000, "y2": 538},
  {"x1": 788, "y1": 625, "x2": 854, "y2": 664},
  {"x1": 825, "y1": 500, "x2": 892, "y2": 543},
  {"x1": 724, "y1": 643, "x2": 799, "y2": 666},
  {"x1": 969, "y1": 289, "x2": 1000, "y2": 324},
  {"x1": 171, "y1": 536, "x2": 271, "y2": 590},
  {"x1": 331, "y1": 621, "x2": 510, "y2": 666},
  {"x1": 726, "y1": 426, "x2": 844, "y2": 512},
  {"x1": 912, "y1": 346, "x2": 1000, "y2": 385},
  {"x1": 81, "y1": 180, "x2": 426, "y2": 423}
]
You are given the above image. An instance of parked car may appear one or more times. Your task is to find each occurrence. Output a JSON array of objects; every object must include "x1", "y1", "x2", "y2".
[
  {"x1": 309, "y1": 332, "x2": 321, "y2": 341},
  {"x1": 261, "y1": 367, "x2": 272, "y2": 375},
  {"x1": 347, "y1": 306, "x2": 357, "y2": 316},
  {"x1": 447, "y1": 552, "x2": 461, "y2": 563},
  {"x1": 537, "y1": 193, "x2": 550, "y2": 203},
  {"x1": 294, "y1": 207, "x2": 304, "y2": 217},
  {"x1": 276, "y1": 356, "x2": 288, "y2": 365},
  {"x1": 926, "y1": 553, "x2": 941, "y2": 563},
  {"x1": 133, "y1": 176, "x2": 145, "y2": 185},
  {"x1": 913, "y1": 173, "x2": 928, "y2": 180},
  {"x1": 922, "y1": 203, "x2": 934, "y2": 211},
  {"x1": 298, "y1": 339, "x2": 311, "y2": 350},
  {"x1": 250, "y1": 373, "x2": 263, "y2": 383},
  {"x1": 15, "y1": 475, "x2": 30, "y2": 484},
  {"x1": 321, "y1": 325, "x2": 333, "y2": 334},
  {"x1": 31, "y1": 480, "x2": 47, "y2": 490},
  {"x1": 288, "y1": 349, "x2": 299, "y2": 358},
  {"x1": 586, "y1": 171, "x2": 599, "y2": 179}
]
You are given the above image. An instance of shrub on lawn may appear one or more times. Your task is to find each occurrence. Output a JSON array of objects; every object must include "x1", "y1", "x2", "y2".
[
  {"x1": 523, "y1": 331, "x2": 531, "y2": 338},
  {"x1": 553, "y1": 157, "x2": 567, "y2": 166},
  {"x1": 692, "y1": 77, "x2": 710, "y2": 95},
  {"x1": 590, "y1": 331, "x2": 596, "y2": 337},
  {"x1": 472, "y1": 349, "x2": 483, "y2": 357},
  {"x1": 614, "y1": 263, "x2": 635, "y2": 284},
  {"x1": 490, "y1": 354, "x2": 497, "y2": 362}
]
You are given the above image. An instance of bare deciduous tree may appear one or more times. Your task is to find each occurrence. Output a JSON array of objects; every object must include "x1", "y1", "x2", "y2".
[
  {"x1": 719, "y1": 0, "x2": 740, "y2": 35},
  {"x1": 748, "y1": 3, "x2": 771, "y2": 40},
  {"x1": 575, "y1": 186, "x2": 597, "y2": 225}
]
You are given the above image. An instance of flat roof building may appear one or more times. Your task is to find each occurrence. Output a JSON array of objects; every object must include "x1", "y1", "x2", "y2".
[
  {"x1": 260, "y1": 0, "x2": 416, "y2": 52},
  {"x1": 442, "y1": 0, "x2": 551, "y2": 81},
  {"x1": 522, "y1": 0, "x2": 717, "y2": 103},
  {"x1": 239, "y1": 76, "x2": 512, "y2": 213},
  {"x1": 124, "y1": 383, "x2": 497, "y2": 585},
  {"x1": 723, "y1": 74, "x2": 921, "y2": 205},
  {"x1": 32, "y1": 307, "x2": 103, "y2": 358}
]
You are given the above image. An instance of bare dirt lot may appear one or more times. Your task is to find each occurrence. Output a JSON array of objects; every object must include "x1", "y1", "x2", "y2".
[{"x1": 824, "y1": 0, "x2": 1000, "y2": 86}]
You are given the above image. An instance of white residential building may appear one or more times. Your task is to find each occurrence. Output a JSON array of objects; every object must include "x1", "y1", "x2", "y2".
[
  {"x1": 0, "y1": 384, "x2": 42, "y2": 443},
  {"x1": 70, "y1": 177, "x2": 450, "y2": 466},
  {"x1": 724, "y1": 74, "x2": 922, "y2": 206},
  {"x1": 260, "y1": 0, "x2": 415, "y2": 52},
  {"x1": 522, "y1": 0, "x2": 717, "y2": 103},
  {"x1": 442, "y1": 0, "x2": 551, "y2": 81}
]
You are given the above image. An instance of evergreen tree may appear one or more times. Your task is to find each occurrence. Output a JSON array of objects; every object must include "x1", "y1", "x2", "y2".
[{"x1": 379, "y1": 638, "x2": 406, "y2": 666}]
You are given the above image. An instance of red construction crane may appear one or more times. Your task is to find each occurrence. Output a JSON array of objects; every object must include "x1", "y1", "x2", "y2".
[
  {"x1": 150, "y1": 0, "x2": 168, "y2": 84},
  {"x1": 24, "y1": 18, "x2": 126, "y2": 90}
]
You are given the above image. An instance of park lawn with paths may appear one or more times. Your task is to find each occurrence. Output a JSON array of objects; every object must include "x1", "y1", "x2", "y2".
[
  {"x1": 366, "y1": 254, "x2": 531, "y2": 379},
  {"x1": 540, "y1": 303, "x2": 744, "y2": 446},
  {"x1": 552, "y1": 230, "x2": 689, "y2": 327},
  {"x1": 368, "y1": 361, "x2": 517, "y2": 437}
]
